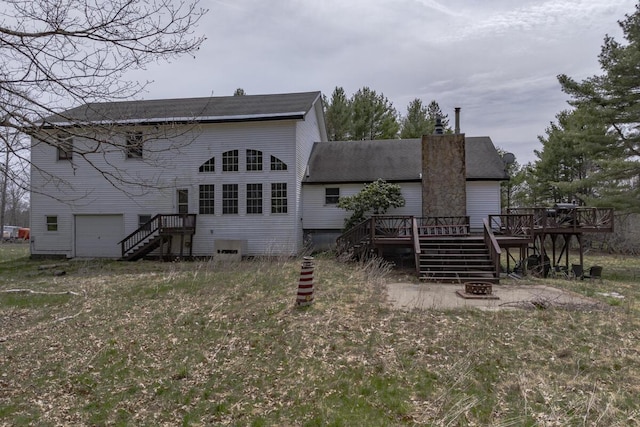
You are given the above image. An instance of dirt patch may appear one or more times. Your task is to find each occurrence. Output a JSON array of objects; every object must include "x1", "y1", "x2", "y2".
[{"x1": 387, "y1": 282, "x2": 603, "y2": 311}]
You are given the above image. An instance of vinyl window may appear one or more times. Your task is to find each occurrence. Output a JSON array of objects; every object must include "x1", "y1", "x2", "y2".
[
  {"x1": 199, "y1": 185, "x2": 214, "y2": 214},
  {"x1": 46, "y1": 215, "x2": 58, "y2": 231},
  {"x1": 246, "y1": 183, "x2": 263, "y2": 214},
  {"x1": 222, "y1": 150, "x2": 239, "y2": 172},
  {"x1": 222, "y1": 184, "x2": 238, "y2": 214},
  {"x1": 271, "y1": 183, "x2": 287, "y2": 214}
]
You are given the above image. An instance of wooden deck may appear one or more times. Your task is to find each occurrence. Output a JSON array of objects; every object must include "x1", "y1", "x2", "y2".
[{"x1": 336, "y1": 207, "x2": 614, "y2": 279}]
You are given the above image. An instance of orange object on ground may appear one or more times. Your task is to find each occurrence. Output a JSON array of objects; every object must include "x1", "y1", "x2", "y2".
[{"x1": 18, "y1": 228, "x2": 30, "y2": 240}]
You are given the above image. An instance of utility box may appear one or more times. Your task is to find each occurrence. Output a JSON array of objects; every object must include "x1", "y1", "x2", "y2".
[{"x1": 214, "y1": 239, "x2": 243, "y2": 262}]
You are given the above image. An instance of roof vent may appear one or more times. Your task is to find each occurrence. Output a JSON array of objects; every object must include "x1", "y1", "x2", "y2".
[{"x1": 454, "y1": 107, "x2": 461, "y2": 134}]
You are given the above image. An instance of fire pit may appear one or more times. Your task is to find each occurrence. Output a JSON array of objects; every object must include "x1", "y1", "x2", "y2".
[
  {"x1": 456, "y1": 281, "x2": 499, "y2": 300},
  {"x1": 465, "y1": 281, "x2": 493, "y2": 295}
]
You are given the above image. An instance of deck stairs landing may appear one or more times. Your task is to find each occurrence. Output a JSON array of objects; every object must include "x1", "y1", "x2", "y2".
[
  {"x1": 418, "y1": 236, "x2": 497, "y2": 283},
  {"x1": 119, "y1": 214, "x2": 196, "y2": 261},
  {"x1": 121, "y1": 235, "x2": 171, "y2": 261}
]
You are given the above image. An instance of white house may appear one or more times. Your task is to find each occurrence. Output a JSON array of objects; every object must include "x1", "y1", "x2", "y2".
[
  {"x1": 301, "y1": 137, "x2": 508, "y2": 248},
  {"x1": 30, "y1": 92, "x2": 327, "y2": 258},
  {"x1": 29, "y1": 91, "x2": 507, "y2": 259}
]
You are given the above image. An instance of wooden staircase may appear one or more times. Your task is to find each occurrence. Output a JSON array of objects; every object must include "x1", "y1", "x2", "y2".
[
  {"x1": 336, "y1": 216, "x2": 501, "y2": 283},
  {"x1": 119, "y1": 214, "x2": 196, "y2": 261},
  {"x1": 418, "y1": 236, "x2": 498, "y2": 283}
]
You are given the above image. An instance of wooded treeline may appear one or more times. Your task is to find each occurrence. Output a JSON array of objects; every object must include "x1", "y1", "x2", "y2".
[
  {"x1": 323, "y1": 87, "x2": 451, "y2": 141},
  {"x1": 323, "y1": 3, "x2": 640, "y2": 218},
  {"x1": 507, "y1": 3, "x2": 640, "y2": 214}
]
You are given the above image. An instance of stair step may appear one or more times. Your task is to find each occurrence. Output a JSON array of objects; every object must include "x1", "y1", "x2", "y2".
[
  {"x1": 420, "y1": 259, "x2": 493, "y2": 264},
  {"x1": 420, "y1": 275, "x2": 499, "y2": 284},
  {"x1": 420, "y1": 251, "x2": 489, "y2": 256}
]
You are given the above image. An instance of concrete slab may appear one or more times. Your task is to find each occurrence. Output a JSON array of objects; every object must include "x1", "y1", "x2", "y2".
[{"x1": 386, "y1": 282, "x2": 601, "y2": 311}]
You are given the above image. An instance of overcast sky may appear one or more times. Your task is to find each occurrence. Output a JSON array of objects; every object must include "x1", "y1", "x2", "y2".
[{"x1": 128, "y1": 0, "x2": 637, "y2": 165}]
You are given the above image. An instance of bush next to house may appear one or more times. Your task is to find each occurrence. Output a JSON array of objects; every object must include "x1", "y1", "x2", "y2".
[{"x1": 338, "y1": 179, "x2": 405, "y2": 230}]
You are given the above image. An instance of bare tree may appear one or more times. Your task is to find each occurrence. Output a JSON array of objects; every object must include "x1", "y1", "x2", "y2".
[{"x1": 0, "y1": 0, "x2": 207, "y2": 194}]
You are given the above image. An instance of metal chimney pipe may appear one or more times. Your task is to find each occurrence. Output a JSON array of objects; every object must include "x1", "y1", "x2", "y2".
[{"x1": 454, "y1": 107, "x2": 461, "y2": 134}]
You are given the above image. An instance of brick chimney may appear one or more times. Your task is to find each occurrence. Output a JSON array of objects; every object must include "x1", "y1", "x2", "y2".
[{"x1": 422, "y1": 112, "x2": 466, "y2": 217}]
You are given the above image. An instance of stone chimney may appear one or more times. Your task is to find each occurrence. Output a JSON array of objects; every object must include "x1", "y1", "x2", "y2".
[{"x1": 422, "y1": 113, "x2": 466, "y2": 217}]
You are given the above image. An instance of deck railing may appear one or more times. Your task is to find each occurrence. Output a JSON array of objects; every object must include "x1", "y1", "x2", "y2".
[
  {"x1": 119, "y1": 214, "x2": 196, "y2": 257},
  {"x1": 488, "y1": 214, "x2": 534, "y2": 238},
  {"x1": 508, "y1": 207, "x2": 614, "y2": 232},
  {"x1": 416, "y1": 216, "x2": 470, "y2": 236},
  {"x1": 372, "y1": 215, "x2": 413, "y2": 238},
  {"x1": 336, "y1": 215, "x2": 473, "y2": 261}
]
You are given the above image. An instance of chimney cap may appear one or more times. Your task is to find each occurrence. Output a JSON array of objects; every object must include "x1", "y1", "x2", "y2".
[{"x1": 434, "y1": 116, "x2": 444, "y2": 134}]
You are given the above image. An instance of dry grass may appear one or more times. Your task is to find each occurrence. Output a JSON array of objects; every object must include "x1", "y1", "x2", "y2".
[{"x1": 1, "y1": 244, "x2": 639, "y2": 426}]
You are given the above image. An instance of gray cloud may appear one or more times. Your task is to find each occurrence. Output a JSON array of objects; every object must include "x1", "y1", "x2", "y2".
[{"x1": 128, "y1": 0, "x2": 637, "y2": 164}]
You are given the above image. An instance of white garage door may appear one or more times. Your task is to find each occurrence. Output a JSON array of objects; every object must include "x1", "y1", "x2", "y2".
[{"x1": 75, "y1": 215, "x2": 124, "y2": 258}]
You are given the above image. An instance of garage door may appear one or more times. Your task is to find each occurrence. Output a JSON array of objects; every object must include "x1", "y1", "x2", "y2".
[{"x1": 75, "y1": 215, "x2": 124, "y2": 258}]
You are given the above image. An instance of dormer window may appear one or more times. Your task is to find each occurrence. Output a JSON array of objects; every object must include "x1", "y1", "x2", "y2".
[{"x1": 126, "y1": 131, "x2": 143, "y2": 158}]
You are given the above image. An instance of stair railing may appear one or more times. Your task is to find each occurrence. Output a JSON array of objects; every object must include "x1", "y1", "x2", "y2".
[
  {"x1": 119, "y1": 214, "x2": 197, "y2": 258},
  {"x1": 120, "y1": 214, "x2": 162, "y2": 257},
  {"x1": 483, "y1": 218, "x2": 502, "y2": 279},
  {"x1": 412, "y1": 217, "x2": 421, "y2": 275},
  {"x1": 336, "y1": 218, "x2": 373, "y2": 257}
]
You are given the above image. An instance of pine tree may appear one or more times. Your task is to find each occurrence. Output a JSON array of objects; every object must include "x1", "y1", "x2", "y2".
[
  {"x1": 350, "y1": 87, "x2": 399, "y2": 140},
  {"x1": 426, "y1": 100, "x2": 450, "y2": 132},
  {"x1": 400, "y1": 99, "x2": 430, "y2": 138},
  {"x1": 558, "y1": 3, "x2": 640, "y2": 211},
  {"x1": 400, "y1": 99, "x2": 452, "y2": 138},
  {"x1": 323, "y1": 87, "x2": 351, "y2": 141}
]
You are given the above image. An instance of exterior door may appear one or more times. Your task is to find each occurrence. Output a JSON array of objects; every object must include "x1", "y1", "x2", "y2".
[{"x1": 177, "y1": 189, "x2": 189, "y2": 214}]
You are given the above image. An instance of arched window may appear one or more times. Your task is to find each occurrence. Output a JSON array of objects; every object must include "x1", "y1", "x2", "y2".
[
  {"x1": 198, "y1": 157, "x2": 215, "y2": 172},
  {"x1": 223, "y1": 150, "x2": 239, "y2": 172},
  {"x1": 246, "y1": 149, "x2": 263, "y2": 171},
  {"x1": 270, "y1": 155, "x2": 287, "y2": 171}
]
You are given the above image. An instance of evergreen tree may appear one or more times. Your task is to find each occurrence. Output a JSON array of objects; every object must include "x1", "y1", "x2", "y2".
[
  {"x1": 558, "y1": 3, "x2": 640, "y2": 211},
  {"x1": 350, "y1": 87, "x2": 399, "y2": 140},
  {"x1": 323, "y1": 87, "x2": 351, "y2": 141},
  {"x1": 399, "y1": 99, "x2": 452, "y2": 138},
  {"x1": 400, "y1": 99, "x2": 430, "y2": 138},
  {"x1": 233, "y1": 88, "x2": 246, "y2": 96},
  {"x1": 426, "y1": 100, "x2": 451, "y2": 133}
]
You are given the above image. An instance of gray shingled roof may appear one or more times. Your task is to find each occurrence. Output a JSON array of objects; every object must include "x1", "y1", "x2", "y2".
[
  {"x1": 44, "y1": 91, "x2": 322, "y2": 126},
  {"x1": 303, "y1": 137, "x2": 508, "y2": 183}
]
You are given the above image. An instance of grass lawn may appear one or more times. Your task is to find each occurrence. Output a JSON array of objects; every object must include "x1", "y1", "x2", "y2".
[{"x1": 1, "y1": 244, "x2": 639, "y2": 426}]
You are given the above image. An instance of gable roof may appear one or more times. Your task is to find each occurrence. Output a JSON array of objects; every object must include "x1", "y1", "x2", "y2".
[
  {"x1": 303, "y1": 137, "x2": 508, "y2": 183},
  {"x1": 43, "y1": 91, "x2": 322, "y2": 127}
]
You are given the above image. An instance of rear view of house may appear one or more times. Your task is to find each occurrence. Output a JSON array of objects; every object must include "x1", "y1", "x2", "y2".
[{"x1": 30, "y1": 92, "x2": 327, "y2": 258}]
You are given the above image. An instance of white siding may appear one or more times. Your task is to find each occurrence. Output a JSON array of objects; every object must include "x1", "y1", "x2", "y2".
[
  {"x1": 466, "y1": 181, "x2": 502, "y2": 231},
  {"x1": 302, "y1": 182, "x2": 422, "y2": 230},
  {"x1": 31, "y1": 117, "x2": 315, "y2": 257},
  {"x1": 294, "y1": 101, "x2": 324, "y2": 249}
]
